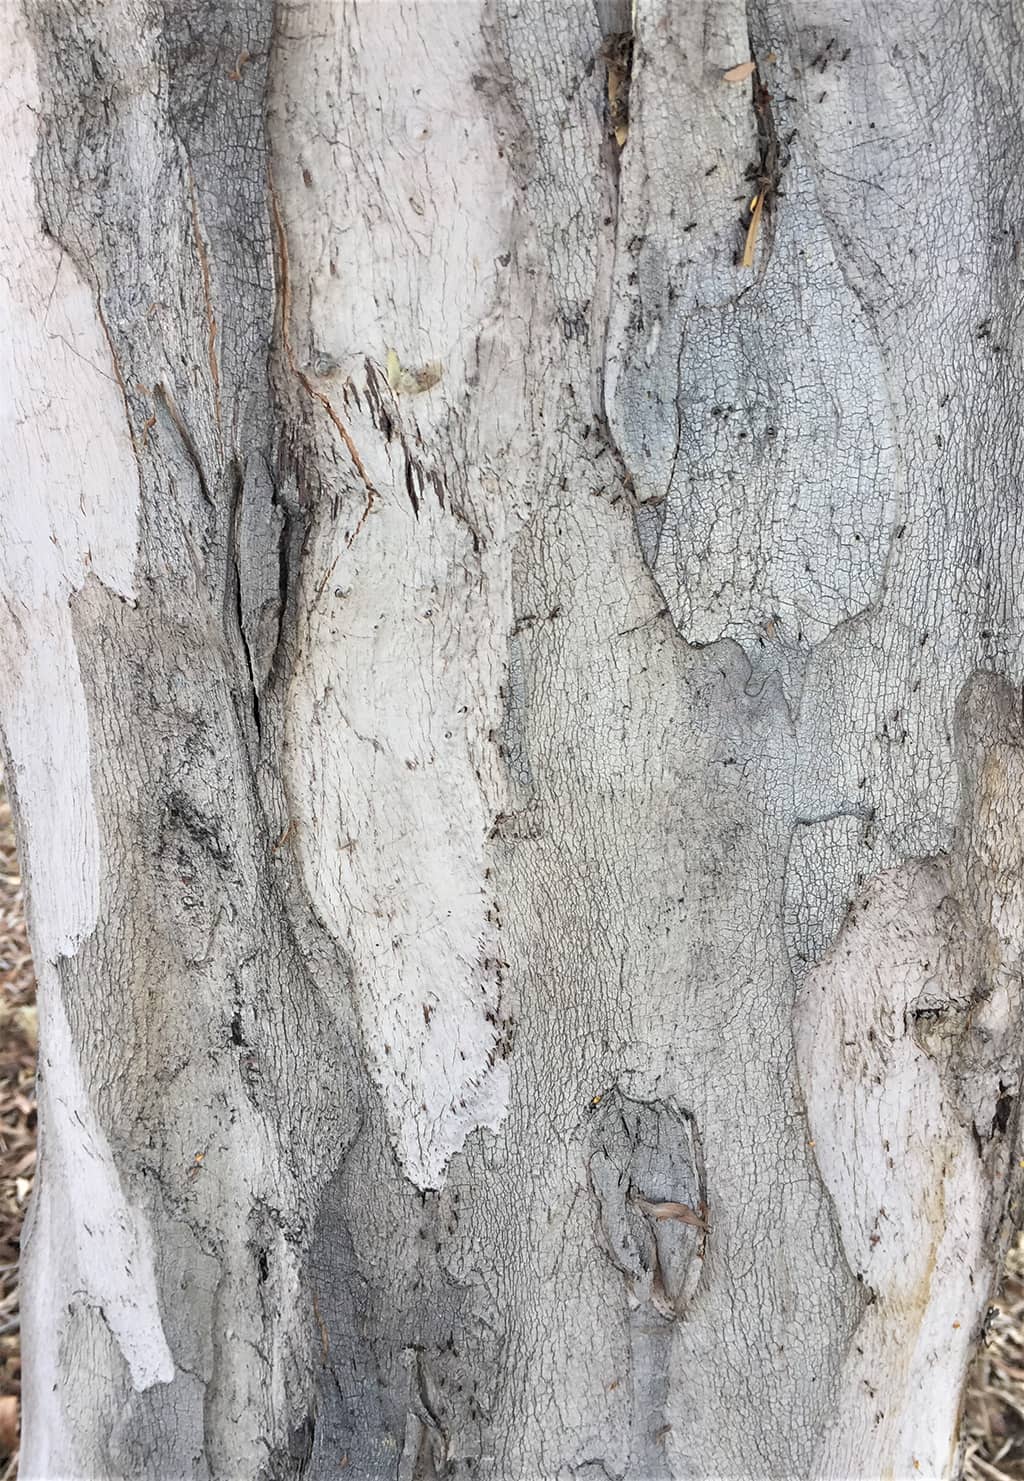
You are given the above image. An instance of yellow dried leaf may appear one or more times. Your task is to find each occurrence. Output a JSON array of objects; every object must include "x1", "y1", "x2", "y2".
[
  {"x1": 385, "y1": 348, "x2": 402, "y2": 391},
  {"x1": 723, "y1": 60, "x2": 757, "y2": 83},
  {"x1": 741, "y1": 192, "x2": 765, "y2": 269},
  {"x1": 386, "y1": 348, "x2": 443, "y2": 396}
]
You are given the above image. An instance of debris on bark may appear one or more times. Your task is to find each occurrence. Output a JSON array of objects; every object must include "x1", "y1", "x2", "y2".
[
  {"x1": 723, "y1": 60, "x2": 757, "y2": 84},
  {"x1": 384, "y1": 349, "x2": 443, "y2": 396},
  {"x1": 599, "y1": 31, "x2": 633, "y2": 149}
]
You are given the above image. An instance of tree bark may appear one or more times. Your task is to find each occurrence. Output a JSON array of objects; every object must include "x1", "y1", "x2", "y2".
[{"x1": 3, "y1": 0, "x2": 1023, "y2": 1476}]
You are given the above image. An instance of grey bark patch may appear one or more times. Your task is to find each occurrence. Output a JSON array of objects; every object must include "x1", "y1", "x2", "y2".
[
  {"x1": 632, "y1": 501, "x2": 666, "y2": 572},
  {"x1": 57, "y1": 1301, "x2": 209, "y2": 1480},
  {"x1": 783, "y1": 810, "x2": 874, "y2": 976},
  {"x1": 233, "y1": 451, "x2": 285, "y2": 695},
  {"x1": 301, "y1": 1123, "x2": 506, "y2": 1480},
  {"x1": 608, "y1": 22, "x2": 899, "y2": 680},
  {"x1": 646, "y1": 248, "x2": 898, "y2": 654},
  {"x1": 53, "y1": 573, "x2": 365, "y2": 1471},
  {"x1": 502, "y1": 631, "x2": 534, "y2": 790}
]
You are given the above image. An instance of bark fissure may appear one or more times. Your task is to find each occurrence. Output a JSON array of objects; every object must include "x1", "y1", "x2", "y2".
[{"x1": 739, "y1": 13, "x2": 788, "y2": 270}]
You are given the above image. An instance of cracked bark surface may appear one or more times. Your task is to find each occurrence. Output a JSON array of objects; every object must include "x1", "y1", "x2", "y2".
[{"x1": 2, "y1": 1, "x2": 1023, "y2": 1476}]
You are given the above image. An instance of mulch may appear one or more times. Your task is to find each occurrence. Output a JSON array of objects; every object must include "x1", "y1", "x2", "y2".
[
  {"x1": 0, "y1": 784, "x2": 1017, "y2": 1474},
  {"x1": 964, "y1": 1236, "x2": 1024, "y2": 1479},
  {"x1": 0, "y1": 786, "x2": 36, "y2": 1476}
]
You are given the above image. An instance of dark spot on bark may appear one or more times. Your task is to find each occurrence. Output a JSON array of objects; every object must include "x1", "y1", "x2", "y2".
[
  {"x1": 993, "y1": 1087, "x2": 1014, "y2": 1136},
  {"x1": 288, "y1": 1414, "x2": 315, "y2": 1464},
  {"x1": 159, "y1": 791, "x2": 230, "y2": 868},
  {"x1": 405, "y1": 454, "x2": 421, "y2": 517}
]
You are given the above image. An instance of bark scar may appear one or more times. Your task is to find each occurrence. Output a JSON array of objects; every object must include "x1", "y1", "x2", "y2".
[
  {"x1": 588, "y1": 1089, "x2": 709, "y2": 1319},
  {"x1": 268, "y1": 170, "x2": 378, "y2": 536}
]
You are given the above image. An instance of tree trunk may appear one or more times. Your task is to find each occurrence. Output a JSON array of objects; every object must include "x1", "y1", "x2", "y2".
[{"x1": 3, "y1": 0, "x2": 1023, "y2": 1475}]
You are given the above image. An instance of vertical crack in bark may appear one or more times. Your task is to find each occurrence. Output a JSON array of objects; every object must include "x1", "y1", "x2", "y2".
[
  {"x1": 592, "y1": 10, "x2": 688, "y2": 621},
  {"x1": 185, "y1": 160, "x2": 223, "y2": 437},
  {"x1": 227, "y1": 456, "x2": 262, "y2": 741},
  {"x1": 739, "y1": 11, "x2": 786, "y2": 268},
  {"x1": 152, "y1": 383, "x2": 215, "y2": 509},
  {"x1": 599, "y1": 28, "x2": 633, "y2": 152}
]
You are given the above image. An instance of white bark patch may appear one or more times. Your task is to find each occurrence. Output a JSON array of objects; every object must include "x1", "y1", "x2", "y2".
[
  {"x1": 796, "y1": 860, "x2": 998, "y2": 1479},
  {"x1": 0, "y1": 5, "x2": 138, "y2": 958},
  {"x1": 273, "y1": 1, "x2": 532, "y2": 1188},
  {"x1": 286, "y1": 485, "x2": 513, "y2": 1190},
  {"x1": 20, "y1": 977, "x2": 174, "y2": 1475},
  {"x1": 1, "y1": 11, "x2": 166, "y2": 1458}
]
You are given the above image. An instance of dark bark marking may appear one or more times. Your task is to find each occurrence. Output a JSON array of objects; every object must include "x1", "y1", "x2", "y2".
[{"x1": 153, "y1": 384, "x2": 215, "y2": 510}]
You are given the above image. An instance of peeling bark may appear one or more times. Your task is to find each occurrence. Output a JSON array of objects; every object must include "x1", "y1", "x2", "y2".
[{"x1": 2, "y1": 1, "x2": 1023, "y2": 1477}]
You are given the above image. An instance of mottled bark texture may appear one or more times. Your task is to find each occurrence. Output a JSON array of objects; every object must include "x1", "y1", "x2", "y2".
[{"x1": 2, "y1": 0, "x2": 1023, "y2": 1476}]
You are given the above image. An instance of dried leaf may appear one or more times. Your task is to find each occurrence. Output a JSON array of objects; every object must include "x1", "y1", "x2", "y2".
[
  {"x1": 227, "y1": 49, "x2": 251, "y2": 83},
  {"x1": 635, "y1": 1197, "x2": 710, "y2": 1231},
  {"x1": 386, "y1": 349, "x2": 443, "y2": 396},
  {"x1": 0, "y1": 1394, "x2": 17, "y2": 1453},
  {"x1": 385, "y1": 348, "x2": 402, "y2": 390},
  {"x1": 723, "y1": 60, "x2": 757, "y2": 83},
  {"x1": 741, "y1": 192, "x2": 765, "y2": 269}
]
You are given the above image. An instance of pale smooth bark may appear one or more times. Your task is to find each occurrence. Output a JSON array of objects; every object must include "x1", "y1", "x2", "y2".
[{"x1": 2, "y1": 1, "x2": 1023, "y2": 1477}]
